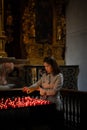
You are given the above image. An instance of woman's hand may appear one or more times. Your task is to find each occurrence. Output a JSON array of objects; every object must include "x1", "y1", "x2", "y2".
[
  {"x1": 22, "y1": 86, "x2": 40, "y2": 94},
  {"x1": 22, "y1": 86, "x2": 29, "y2": 94},
  {"x1": 39, "y1": 87, "x2": 46, "y2": 96}
]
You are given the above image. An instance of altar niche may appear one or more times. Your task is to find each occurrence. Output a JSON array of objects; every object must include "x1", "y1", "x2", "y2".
[
  {"x1": 35, "y1": 0, "x2": 53, "y2": 44},
  {"x1": 4, "y1": 0, "x2": 22, "y2": 58}
]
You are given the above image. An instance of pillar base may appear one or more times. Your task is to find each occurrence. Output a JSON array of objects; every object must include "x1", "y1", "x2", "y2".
[{"x1": 0, "y1": 50, "x2": 7, "y2": 57}]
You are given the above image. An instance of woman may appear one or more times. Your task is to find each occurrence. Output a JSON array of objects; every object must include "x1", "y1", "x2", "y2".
[{"x1": 23, "y1": 56, "x2": 63, "y2": 110}]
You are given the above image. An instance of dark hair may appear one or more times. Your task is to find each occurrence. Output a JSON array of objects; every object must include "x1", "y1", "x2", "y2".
[{"x1": 43, "y1": 56, "x2": 61, "y2": 75}]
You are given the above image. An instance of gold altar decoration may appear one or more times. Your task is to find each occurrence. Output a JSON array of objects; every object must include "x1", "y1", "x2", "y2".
[
  {"x1": 0, "y1": 0, "x2": 7, "y2": 57},
  {"x1": 21, "y1": 0, "x2": 66, "y2": 65},
  {"x1": 22, "y1": 0, "x2": 35, "y2": 44},
  {"x1": 0, "y1": 34, "x2": 7, "y2": 57}
]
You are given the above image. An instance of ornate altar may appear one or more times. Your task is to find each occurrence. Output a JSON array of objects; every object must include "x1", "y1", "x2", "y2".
[{"x1": 4, "y1": 0, "x2": 66, "y2": 65}]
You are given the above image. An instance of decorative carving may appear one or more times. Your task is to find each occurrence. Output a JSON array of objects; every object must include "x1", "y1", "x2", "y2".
[
  {"x1": 60, "y1": 66, "x2": 79, "y2": 89},
  {"x1": 22, "y1": 0, "x2": 35, "y2": 45},
  {"x1": 55, "y1": 0, "x2": 66, "y2": 41}
]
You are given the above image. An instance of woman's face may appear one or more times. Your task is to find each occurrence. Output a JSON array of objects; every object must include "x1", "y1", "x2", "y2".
[{"x1": 43, "y1": 62, "x2": 53, "y2": 74}]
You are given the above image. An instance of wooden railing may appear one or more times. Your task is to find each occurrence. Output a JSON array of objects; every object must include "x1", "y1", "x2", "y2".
[{"x1": 60, "y1": 89, "x2": 87, "y2": 130}]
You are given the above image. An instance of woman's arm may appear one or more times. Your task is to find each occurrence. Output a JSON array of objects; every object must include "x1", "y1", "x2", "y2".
[
  {"x1": 22, "y1": 78, "x2": 42, "y2": 94},
  {"x1": 40, "y1": 73, "x2": 63, "y2": 96}
]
